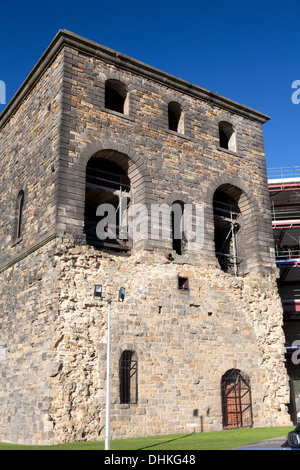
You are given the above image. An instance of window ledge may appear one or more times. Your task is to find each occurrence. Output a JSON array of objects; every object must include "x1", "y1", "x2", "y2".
[
  {"x1": 217, "y1": 146, "x2": 240, "y2": 157},
  {"x1": 165, "y1": 128, "x2": 194, "y2": 141},
  {"x1": 103, "y1": 107, "x2": 135, "y2": 122},
  {"x1": 118, "y1": 403, "x2": 138, "y2": 408}
]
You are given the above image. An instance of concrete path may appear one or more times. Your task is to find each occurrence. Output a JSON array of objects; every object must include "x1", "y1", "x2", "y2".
[{"x1": 234, "y1": 437, "x2": 288, "y2": 450}]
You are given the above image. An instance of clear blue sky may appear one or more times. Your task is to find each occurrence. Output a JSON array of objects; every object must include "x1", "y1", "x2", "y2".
[{"x1": 0, "y1": 0, "x2": 299, "y2": 171}]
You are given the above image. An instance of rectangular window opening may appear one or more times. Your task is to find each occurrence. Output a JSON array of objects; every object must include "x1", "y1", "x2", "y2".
[{"x1": 178, "y1": 276, "x2": 189, "y2": 291}]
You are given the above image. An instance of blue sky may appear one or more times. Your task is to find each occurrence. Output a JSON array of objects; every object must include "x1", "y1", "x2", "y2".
[{"x1": 0, "y1": 0, "x2": 299, "y2": 172}]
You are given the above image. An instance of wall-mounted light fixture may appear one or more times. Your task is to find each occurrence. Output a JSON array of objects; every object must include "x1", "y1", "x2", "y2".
[
  {"x1": 94, "y1": 284, "x2": 102, "y2": 298},
  {"x1": 118, "y1": 287, "x2": 125, "y2": 302}
]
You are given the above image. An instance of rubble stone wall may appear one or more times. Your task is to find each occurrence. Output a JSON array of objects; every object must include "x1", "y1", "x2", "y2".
[
  {"x1": 48, "y1": 241, "x2": 291, "y2": 443},
  {"x1": 0, "y1": 240, "x2": 59, "y2": 445}
]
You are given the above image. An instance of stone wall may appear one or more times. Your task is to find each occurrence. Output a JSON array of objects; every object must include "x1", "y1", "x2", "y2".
[
  {"x1": 0, "y1": 49, "x2": 64, "y2": 445},
  {"x1": 0, "y1": 31, "x2": 292, "y2": 445},
  {"x1": 0, "y1": 51, "x2": 64, "y2": 274},
  {"x1": 56, "y1": 43, "x2": 275, "y2": 273},
  {"x1": 47, "y1": 240, "x2": 291, "y2": 443},
  {"x1": 0, "y1": 235, "x2": 291, "y2": 445},
  {"x1": 0, "y1": 239, "x2": 59, "y2": 444}
]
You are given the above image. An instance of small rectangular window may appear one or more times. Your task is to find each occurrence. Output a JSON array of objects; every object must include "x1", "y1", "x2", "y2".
[{"x1": 178, "y1": 276, "x2": 189, "y2": 290}]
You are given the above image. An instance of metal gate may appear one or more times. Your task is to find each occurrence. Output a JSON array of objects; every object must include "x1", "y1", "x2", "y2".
[{"x1": 221, "y1": 369, "x2": 253, "y2": 429}]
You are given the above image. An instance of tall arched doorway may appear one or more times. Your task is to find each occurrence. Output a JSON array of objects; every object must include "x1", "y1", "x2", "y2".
[
  {"x1": 84, "y1": 156, "x2": 131, "y2": 252},
  {"x1": 213, "y1": 189, "x2": 241, "y2": 276},
  {"x1": 213, "y1": 183, "x2": 255, "y2": 277},
  {"x1": 221, "y1": 369, "x2": 253, "y2": 429}
]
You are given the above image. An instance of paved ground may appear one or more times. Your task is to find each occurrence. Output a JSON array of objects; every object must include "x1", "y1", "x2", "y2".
[{"x1": 234, "y1": 437, "x2": 289, "y2": 450}]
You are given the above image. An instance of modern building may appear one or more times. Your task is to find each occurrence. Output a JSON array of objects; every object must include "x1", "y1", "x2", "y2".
[
  {"x1": 268, "y1": 167, "x2": 300, "y2": 424},
  {"x1": 0, "y1": 30, "x2": 292, "y2": 445}
]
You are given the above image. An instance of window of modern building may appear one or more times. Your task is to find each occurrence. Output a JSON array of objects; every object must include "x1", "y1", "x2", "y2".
[{"x1": 119, "y1": 350, "x2": 138, "y2": 404}]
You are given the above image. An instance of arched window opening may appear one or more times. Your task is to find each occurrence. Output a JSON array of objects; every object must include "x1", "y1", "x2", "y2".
[
  {"x1": 219, "y1": 121, "x2": 236, "y2": 152},
  {"x1": 84, "y1": 158, "x2": 131, "y2": 252},
  {"x1": 171, "y1": 201, "x2": 184, "y2": 255},
  {"x1": 119, "y1": 350, "x2": 138, "y2": 404},
  {"x1": 213, "y1": 190, "x2": 241, "y2": 276},
  {"x1": 168, "y1": 102, "x2": 184, "y2": 134},
  {"x1": 105, "y1": 79, "x2": 128, "y2": 114},
  {"x1": 16, "y1": 190, "x2": 24, "y2": 240},
  {"x1": 221, "y1": 369, "x2": 253, "y2": 430}
]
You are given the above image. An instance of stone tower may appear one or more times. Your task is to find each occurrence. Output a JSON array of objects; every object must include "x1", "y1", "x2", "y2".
[{"x1": 0, "y1": 30, "x2": 291, "y2": 445}]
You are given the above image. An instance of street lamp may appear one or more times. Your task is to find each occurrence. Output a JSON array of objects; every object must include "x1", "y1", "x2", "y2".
[
  {"x1": 105, "y1": 299, "x2": 112, "y2": 451},
  {"x1": 94, "y1": 285, "x2": 125, "y2": 450},
  {"x1": 94, "y1": 284, "x2": 102, "y2": 298}
]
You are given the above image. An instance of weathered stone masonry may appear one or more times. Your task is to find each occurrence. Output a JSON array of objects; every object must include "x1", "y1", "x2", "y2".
[{"x1": 0, "y1": 30, "x2": 292, "y2": 444}]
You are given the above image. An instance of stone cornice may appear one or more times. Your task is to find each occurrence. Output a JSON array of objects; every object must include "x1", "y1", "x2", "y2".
[{"x1": 0, "y1": 29, "x2": 270, "y2": 130}]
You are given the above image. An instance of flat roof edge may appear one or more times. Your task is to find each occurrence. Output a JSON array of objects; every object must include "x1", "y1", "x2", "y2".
[
  {"x1": 0, "y1": 29, "x2": 271, "y2": 130},
  {"x1": 269, "y1": 177, "x2": 300, "y2": 183}
]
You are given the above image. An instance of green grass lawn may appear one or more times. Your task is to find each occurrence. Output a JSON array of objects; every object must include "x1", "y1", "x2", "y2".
[{"x1": 0, "y1": 426, "x2": 294, "y2": 450}]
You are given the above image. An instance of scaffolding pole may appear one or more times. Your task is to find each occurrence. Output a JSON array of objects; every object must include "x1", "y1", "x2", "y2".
[{"x1": 214, "y1": 198, "x2": 241, "y2": 277}]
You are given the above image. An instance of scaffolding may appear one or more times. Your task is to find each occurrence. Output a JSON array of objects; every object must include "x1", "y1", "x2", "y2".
[
  {"x1": 84, "y1": 161, "x2": 131, "y2": 251},
  {"x1": 269, "y1": 168, "x2": 300, "y2": 409},
  {"x1": 280, "y1": 288, "x2": 300, "y2": 314},
  {"x1": 268, "y1": 166, "x2": 300, "y2": 192},
  {"x1": 270, "y1": 175, "x2": 300, "y2": 261},
  {"x1": 213, "y1": 194, "x2": 243, "y2": 277}
]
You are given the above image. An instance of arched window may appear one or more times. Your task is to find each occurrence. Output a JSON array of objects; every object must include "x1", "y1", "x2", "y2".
[
  {"x1": 105, "y1": 79, "x2": 128, "y2": 114},
  {"x1": 213, "y1": 184, "x2": 253, "y2": 276},
  {"x1": 219, "y1": 121, "x2": 236, "y2": 152},
  {"x1": 15, "y1": 190, "x2": 25, "y2": 240},
  {"x1": 84, "y1": 157, "x2": 131, "y2": 252},
  {"x1": 221, "y1": 369, "x2": 253, "y2": 429},
  {"x1": 119, "y1": 350, "x2": 138, "y2": 404},
  {"x1": 168, "y1": 102, "x2": 184, "y2": 134},
  {"x1": 171, "y1": 201, "x2": 184, "y2": 255},
  {"x1": 213, "y1": 189, "x2": 241, "y2": 276}
]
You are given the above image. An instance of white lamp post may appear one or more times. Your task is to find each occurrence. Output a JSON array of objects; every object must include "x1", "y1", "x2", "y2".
[
  {"x1": 94, "y1": 285, "x2": 125, "y2": 451},
  {"x1": 105, "y1": 299, "x2": 112, "y2": 450}
]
